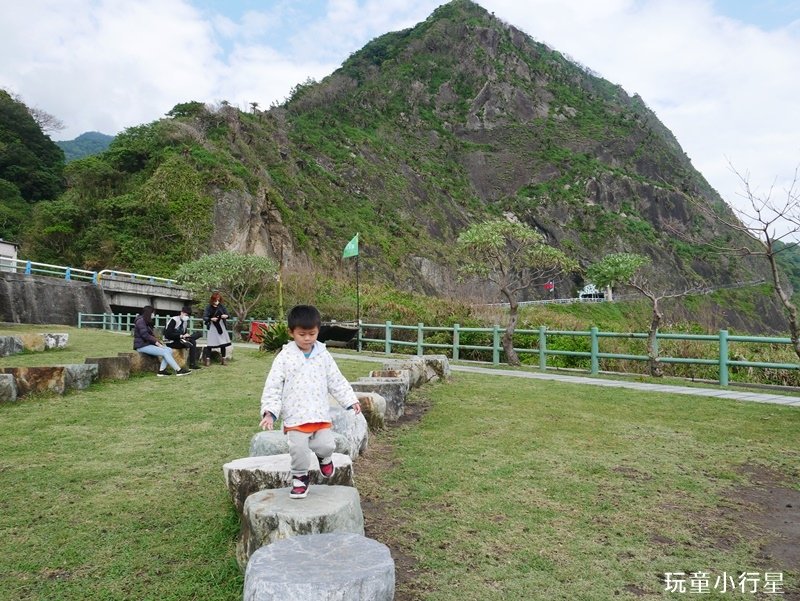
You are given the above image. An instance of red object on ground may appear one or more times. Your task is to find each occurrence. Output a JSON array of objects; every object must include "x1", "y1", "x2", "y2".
[{"x1": 249, "y1": 321, "x2": 269, "y2": 343}]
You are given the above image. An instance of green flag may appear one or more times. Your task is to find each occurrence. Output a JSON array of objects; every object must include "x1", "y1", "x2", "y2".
[{"x1": 342, "y1": 233, "x2": 359, "y2": 258}]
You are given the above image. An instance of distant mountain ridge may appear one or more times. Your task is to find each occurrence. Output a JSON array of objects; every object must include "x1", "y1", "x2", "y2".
[
  {"x1": 56, "y1": 131, "x2": 114, "y2": 162},
  {"x1": 18, "y1": 0, "x2": 767, "y2": 301}
]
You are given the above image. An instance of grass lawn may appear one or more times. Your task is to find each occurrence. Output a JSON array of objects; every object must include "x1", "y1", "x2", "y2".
[{"x1": 1, "y1": 327, "x2": 798, "y2": 600}]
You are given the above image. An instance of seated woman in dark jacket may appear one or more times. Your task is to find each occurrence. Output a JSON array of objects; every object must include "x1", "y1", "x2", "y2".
[{"x1": 133, "y1": 305, "x2": 191, "y2": 377}]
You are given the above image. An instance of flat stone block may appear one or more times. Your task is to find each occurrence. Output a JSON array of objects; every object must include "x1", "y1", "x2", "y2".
[
  {"x1": 244, "y1": 533, "x2": 395, "y2": 601},
  {"x1": 351, "y1": 378, "x2": 408, "y2": 421},
  {"x1": 17, "y1": 333, "x2": 46, "y2": 352},
  {"x1": 249, "y1": 430, "x2": 350, "y2": 458},
  {"x1": 423, "y1": 354, "x2": 451, "y2": 379},
  {"x1": 369, "y1": 369, "x2": 411, "y2": 388},
  {"x1": 354, "y1": 391, "x2": 387, "y2": 431},
  {"x1": 121, "y1": 351, "x2": 161, "y2": 374},
  {"x1": 237, "y1": 485, "x2": 364, "y2": 570},
  {"x1": 64, "y1": 364, "x2": 97, "y2": 391},
  {"x1": 43, "y1": 333, "x2": 69, "y2": 350},
  {"x1": 0, "y1": 373, "x2": 17, "y2": 403},
  {"x1": 0, "y1": 336, "x2": 23, "y2": 358},
  {"x1": 223, "y1": 453, "x2": 354, "y2": 514},
  {"x1": 85, "y1": 356, "x2": 131, "y2": 380},
  {"x1": 0, "y1": 366, "x2": 66, "y2": 396}
]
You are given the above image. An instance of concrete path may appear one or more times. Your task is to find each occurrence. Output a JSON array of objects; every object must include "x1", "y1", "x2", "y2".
[{"x1": 329, "y1": 352, "x2": 800, "y2": 408}]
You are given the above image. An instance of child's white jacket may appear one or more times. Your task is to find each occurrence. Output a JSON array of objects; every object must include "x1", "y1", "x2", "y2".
[{"x1": 259, "y1": 341, "x2": 358, "y2": 427}]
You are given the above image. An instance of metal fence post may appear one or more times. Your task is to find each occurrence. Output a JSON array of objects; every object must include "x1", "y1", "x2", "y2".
[
  {"x1": 719, "y1": 329, "x2": 729, "y2": 386},
  {"x1": 539, "y1": 326, "x2": 547, "y2": 371},
  {"x1": 492, "y1": 325, "x2": 500, "y2": 365},
  {"x1": 78, "y1": 313, "x2": 83, "y2": 329},
  {"x1": 590, "y1": 326, "x2": 599, "y2": 375},
  {"x1": 453, "y1": 323, "x2": 460, "y2": 361},
  {"x1": 358, "y1": 320, "x2": 362, "y2": 353},
  {"x1": 385, "y1": 321, "x2": 392, "y2": 355},
  {"x1": 417, "y1": 323, "x2": 424, "y2": 356}
]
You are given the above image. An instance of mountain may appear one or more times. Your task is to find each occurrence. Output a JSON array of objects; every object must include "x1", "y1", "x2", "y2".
[
  {"x1": 57, "y1": 131, "x2": 114, "y2": 162},
  {"x1": 21, "y1": 0, "x2": 765, "y2": 297}
]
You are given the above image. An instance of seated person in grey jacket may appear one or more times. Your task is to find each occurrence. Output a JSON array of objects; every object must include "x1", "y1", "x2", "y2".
[
  {"x1": 164, "y1": 306, "x2": 202, "y2": 370},
  {"x1": 259, "y1": 305, "x2": 361, "y2": 499}
]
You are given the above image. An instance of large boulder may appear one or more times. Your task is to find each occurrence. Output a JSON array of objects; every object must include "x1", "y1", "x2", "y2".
[
  {"x1": 223, "y1": 453, "x2": 354, "y2": 514},
  {"x1": 0, "y1": 373, "x2": 17, "y2": 403},
  {"x1": 249, "y1": 430, "x2": 350, "y2": 458},
  {"x1": 17, "y1": 333, "x2": 45, "y2": 352},
  {"x1": 381, "y1": 357, "x2": 428, "y2": 387},
  {"x1": 422, "y1": 354, "x2": 451, "y2": 379},
  {"x1": 328, "y1": 405, "x2": 369, "y2": 459},
  {"x1": 121, "y1": 351, "x2": 160, "y2": 374},
  {"x1": 63, "y1": 364, "x2": 97, "y2": 391},
  {"x1": 243, "y1": 533, "x2": 395, "y2": 601},
  {"x1": 237, "y1": 485, "x2": 364, "y2": 570}
]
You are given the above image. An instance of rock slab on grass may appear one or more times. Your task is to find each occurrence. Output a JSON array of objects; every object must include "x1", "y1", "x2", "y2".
[
  {"x1": 237, "y1": 485, "x2": 364, "y2": 570},
  {"x1": 223, "y1": 453, "x2": 354, "y2": 514},
  {"x1": 350, "y1": 378, "x2": 408, "y2": 421},
  {"x1": 243, "y1": 533, "x2": 395, "y2": 601},
  {"x1": 0, "y1": 336, "x2": 23, "y2": 358},
  {"x1": 328, "y1": 404, "x2": 369, "y2": 459}
]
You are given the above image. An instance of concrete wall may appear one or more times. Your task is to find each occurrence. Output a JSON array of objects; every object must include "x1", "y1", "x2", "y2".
[{"x1": 0, "y1": 272, "x2": 112, "y2": 326}]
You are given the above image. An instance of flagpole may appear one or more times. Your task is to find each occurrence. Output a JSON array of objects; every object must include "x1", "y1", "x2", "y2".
[{"x1": 356, "y1": 252, "x2": 361, "y2": 351}]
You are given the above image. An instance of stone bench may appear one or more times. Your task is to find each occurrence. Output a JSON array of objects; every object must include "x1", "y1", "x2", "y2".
[
  {"x1": 351, "y1": 378, "x2": 409, "y2": 421},
  {"x1": 223, "y1": 453, "x2": 354, "y2": 514},
  {"x1": 249, "y1": 430, "x2": 351, "y2": 458},
  {"x1": 0, "y1": 333, "x2": 69, "y2": 357},
  {"x1": 85, "y1": 356, "x2": 131, "y2": 380},
  {"x1": 243, "y1": 533, "x2": 395, "y2": 601},
  {"x1": 237, "y1": 485, "x2": 364, "y2": 570},
  {"x1": 0, "y1": 364, "x2": 97, "y2": 397}
]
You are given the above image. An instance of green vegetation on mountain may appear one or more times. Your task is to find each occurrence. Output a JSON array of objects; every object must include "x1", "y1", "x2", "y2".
[
  {"x1": 0, "y1": 90, "x2": 65, "y2": 240},
  {"x1": 0, "y1": 1, "x2": 779, "y2": 328},
  {"x1": 56, "y1": 131, "x2": 114, "y2": 162}
]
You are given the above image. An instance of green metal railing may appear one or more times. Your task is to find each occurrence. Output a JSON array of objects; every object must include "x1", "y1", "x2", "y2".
[{"x1": 360, "y1": 321, "x2": 800, "y2": 387}]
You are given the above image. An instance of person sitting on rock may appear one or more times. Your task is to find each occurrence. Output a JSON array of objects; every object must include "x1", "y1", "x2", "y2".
[
  {"x1": 133, "y1": 305, "x2": 191, "y2": 377},
  {"x1": 259, "y1": 304, "x2": 361, "y2": 499},
  {"x1": 164, "y1": 305, "x2": 203, "y2": 370}
]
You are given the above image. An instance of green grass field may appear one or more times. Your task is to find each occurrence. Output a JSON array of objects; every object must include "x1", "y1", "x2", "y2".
[{"x1": 1, "y1": 327, "x2": 798, "y2": 600}]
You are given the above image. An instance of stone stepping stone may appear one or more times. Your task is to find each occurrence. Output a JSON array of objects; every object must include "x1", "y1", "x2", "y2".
[
  {"x1": 328, "y1": 405, "x2": 369, "y2": 459},
  {"x1": 354, "y1": 391, "x2": 387, "y2": 431},
  {"x1": 243, "y1": 533, "x2": 395, "y2": 601},
  {"x1": 350, "y1": 377, "x2": 408, "y2": 421},
  {"x1": 237, "y1": 485, "x2": 364, "y2": 570},
  {"x1": 249, "y1": 430, "x2": 351, "y2": 458},
  {"x1": 0, "y1": 364, "x2": 97, "y2": 397},
  {"x1": 85, "y1": 356, "x2": 131, "y2": 380},
  {"x1": 223, "y1": 453, "x2": 353, "y2": 514}
]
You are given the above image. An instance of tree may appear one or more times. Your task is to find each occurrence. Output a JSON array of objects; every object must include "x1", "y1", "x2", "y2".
[
  {"x1": 174, "y1": 252, "x2": 278, "y2": 324},
  {"x1": 457, "y1": 218, "x2": 578, "y2": 366},
  {"x1": 27, "y1": 106, "x2": 65, "y2": 134},
  {"x1": 588, "y1": 253, "x2": 700, "y2": 376},
  {"x1": 674, "y1": 164, "x2": 800, "y2": 362}
]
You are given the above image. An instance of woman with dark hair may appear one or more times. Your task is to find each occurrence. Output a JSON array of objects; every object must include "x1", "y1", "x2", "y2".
[
  {"x1": 133, "y1": 305, "x2": 191, "y2": 376},
  {"x1": 202, "y1": 292, "x2": 231, "y2": 366}
]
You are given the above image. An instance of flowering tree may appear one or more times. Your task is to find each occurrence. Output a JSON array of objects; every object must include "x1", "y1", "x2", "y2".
[
  {"x1": 457, "y1": 218, "x2": 578, "y2": 366},
  {"x1": 175, "y1": 251, "x2": 278, "y2": 322}
]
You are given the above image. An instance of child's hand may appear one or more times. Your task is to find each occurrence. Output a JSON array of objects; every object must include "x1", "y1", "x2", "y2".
[
  {"x1": 350, "y1": 402, "x2": 361, "y2": 415},
  {"x1": 259, "y1": 413, "x2": 274, "y2": 430}
]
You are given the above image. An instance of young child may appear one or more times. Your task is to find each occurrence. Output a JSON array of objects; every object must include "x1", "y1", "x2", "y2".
[{"x1": 259, "y1": 305, "x2": 361, "y2": 499}]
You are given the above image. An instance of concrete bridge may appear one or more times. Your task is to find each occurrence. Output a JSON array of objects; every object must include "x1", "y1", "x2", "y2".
[{"x1": 0, "y1": 259, "x2": 193, "y2": 325}]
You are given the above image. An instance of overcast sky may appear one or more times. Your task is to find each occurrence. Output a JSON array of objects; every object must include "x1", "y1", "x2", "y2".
[{"x1": 1, "y1": 0, "x2": 799, "y2": 219}]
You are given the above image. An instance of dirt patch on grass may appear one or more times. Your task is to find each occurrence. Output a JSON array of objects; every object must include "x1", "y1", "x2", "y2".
[{"x1": 354, "y1": 393, "x2": 431, "y2": 601}]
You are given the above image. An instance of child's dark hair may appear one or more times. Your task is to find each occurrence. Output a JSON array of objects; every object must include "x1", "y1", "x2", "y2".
[{"x1": 287, "y1": 305, "x2": 321, "y2": 330}]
